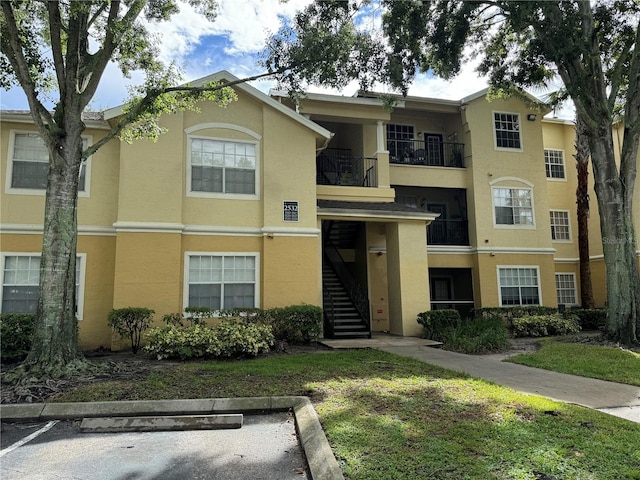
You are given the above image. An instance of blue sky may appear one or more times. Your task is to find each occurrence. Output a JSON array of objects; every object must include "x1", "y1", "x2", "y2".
[{"x1": 0, "y1": 0, "x2": 572, "y2": 118}]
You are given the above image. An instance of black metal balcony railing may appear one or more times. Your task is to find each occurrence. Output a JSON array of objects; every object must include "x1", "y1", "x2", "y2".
[
  {"x1": 389, "y1": 139, "x2": 465, "y2": 168},
  {"x1": 317, "y1": 148, "x2": 378, "y2": 187},
  {"x1": 427, "y1": 218, "x2": 470, "y2": 245}
]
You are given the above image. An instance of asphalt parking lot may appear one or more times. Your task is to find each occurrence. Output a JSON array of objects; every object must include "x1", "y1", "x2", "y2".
[{"x1": 1, "y1": 413, "x2": 308, "y2": 480}]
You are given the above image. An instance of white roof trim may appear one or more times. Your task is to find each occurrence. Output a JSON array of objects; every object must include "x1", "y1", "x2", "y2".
[{"x1": 104, "y1": 71, "x2": 332, "y2": 140}]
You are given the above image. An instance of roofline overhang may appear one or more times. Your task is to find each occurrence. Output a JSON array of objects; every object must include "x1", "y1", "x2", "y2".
[
  {"x1": 104, "y1": 71, "x2": 332, "y2": 141},
  {"x1": 0, "y1": 111, "x2": 111, "y2": 130},
  {"x1": 270, "y1": 89, "x2": 406, "y2": 109}
]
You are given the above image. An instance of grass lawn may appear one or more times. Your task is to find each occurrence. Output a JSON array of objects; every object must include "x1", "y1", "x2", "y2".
[
  {"x1": 507, "y1": 338, "x2": 640, "y2": 386},
  {"x1": 51, "y1": 350, "x2": 640, "y2": 480}
]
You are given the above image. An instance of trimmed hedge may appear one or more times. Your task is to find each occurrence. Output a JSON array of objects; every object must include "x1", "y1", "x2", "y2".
[
  {"x1": 416, "y1": 309, "x2": 461, "y2": 342},
  {"x1": 511, "y1": 314, "x2": 581, "y2": 338},
  {"x1": 144, "y1": 320, "x2": 274, "y2": 360},
  {"x1": 569, "y1": 308, "x2": 606, "y2": 330},
  {"x1": 473, "y1": 306, "x2": 558, "y2": 323},
  {"x1": 260, "y1": 304, "x2": 323, "y2": 344},
  {"x1": 0, "y1": 313, "x2": 35, "y2": 363}
]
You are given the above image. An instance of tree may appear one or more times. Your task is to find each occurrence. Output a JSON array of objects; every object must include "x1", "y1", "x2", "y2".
[
  {"x1": 574, "y1": 114, "x2": 595, "y2": 309},
  {"x1": 264, "y1": 0, "x2": 640, "y2": 345},
  {"x1": 0, "y1": 0, "x2": 280, "y2": 374}
]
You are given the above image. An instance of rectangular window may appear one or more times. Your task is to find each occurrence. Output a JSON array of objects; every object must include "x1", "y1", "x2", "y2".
[
  {"x1": 9, "y1": 132, "x2": 87, "y2": 192},
  {"x1": 1, "y1": 254, "x2": 84, "y2": 318},
  {"x1": 498, "y1": 267, "x2": 540, "y2": 306},
  {"x1": 556, "y1": 273, "x2": 577, "y2": 306},
  {"x1": 550, "y1": 210, "x2": 571, "y2": 240},
  {"x1": 190, "y1": 138, "x2": 256, "y2": 194},
  {"x1": 387, "y1": 124, "x2": 415, "y2": 162},
  {"x1": 544, "y1": 149, "x2": 565, "y2": 179},
  {"x1": 186, "y1": 254, "x2": 257, "y2": 311},
  {"x1": 493, "y1": 188, "x2": 534, "y2": 225},
  {"x1": 494, "y1": 112, "x2": 521, "y2": 149}
]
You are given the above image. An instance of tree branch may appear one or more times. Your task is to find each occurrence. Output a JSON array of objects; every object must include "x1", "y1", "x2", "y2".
[
  {"x1": 0, "y1": 1, "x2": 53, "y2": 136},
  {"x1": 47, "y1": 1, "x2": 66, "y2": 93},
  {"x1": 84, "y1": 68, "x2": 289, "y2": 158}
]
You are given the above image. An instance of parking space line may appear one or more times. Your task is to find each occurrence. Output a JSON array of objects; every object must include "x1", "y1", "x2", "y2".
[{"x1": 0, "y1": 420, "x2": 59, "y2": 457}]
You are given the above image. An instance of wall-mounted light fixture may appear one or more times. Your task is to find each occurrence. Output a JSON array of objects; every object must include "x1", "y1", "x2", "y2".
[{"x1": 527, "y1": 113, "x2": 537, "y2": 121}]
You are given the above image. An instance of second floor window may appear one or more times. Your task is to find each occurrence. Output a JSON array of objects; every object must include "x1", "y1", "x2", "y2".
[
  {"x1": 494, "y1": 112, "x2": 521, "y2": 149},
  {"x1": 545, "y1": 149, "x2": 565, "y2": 179},
  {"x1": 190, "y1": 138, "x2": 256, "y2": 195},
  {"x1": 9, "y1": 132, "x2": 87, "y2": 192},
  {"x1": 493, "y1": 187, "x2": 534, "y2": 226}
]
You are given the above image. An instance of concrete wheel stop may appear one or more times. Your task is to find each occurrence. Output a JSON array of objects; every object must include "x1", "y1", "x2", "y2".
[{"x1": 80, "y1": 413, "x2": 243, "y2": 432}]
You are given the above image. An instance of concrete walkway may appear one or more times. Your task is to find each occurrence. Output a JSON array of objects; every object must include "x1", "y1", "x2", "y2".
[{"x1": 377, "y1": 344, "x2": 640, "y2": 423}]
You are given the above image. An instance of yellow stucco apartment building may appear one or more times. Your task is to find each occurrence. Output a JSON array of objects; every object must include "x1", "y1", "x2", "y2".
[{"x1": 1, "y1": 71, "x2": 638, "y2": 349}]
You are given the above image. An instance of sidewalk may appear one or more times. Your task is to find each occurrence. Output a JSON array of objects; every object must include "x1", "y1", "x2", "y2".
[
  {"x1": 320, "y1": 333, "x2": 640, "y2": 423},
  {"x1": 378, "y1": 344, "x2": 640, "y2": 423}
]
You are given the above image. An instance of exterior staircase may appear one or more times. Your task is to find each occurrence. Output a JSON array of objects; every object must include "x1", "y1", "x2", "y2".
[{"x1": 322, "y1": 260, "x2": 370, "y2": 339}]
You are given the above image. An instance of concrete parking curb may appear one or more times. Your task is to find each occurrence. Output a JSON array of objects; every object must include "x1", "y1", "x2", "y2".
[{"x1": 0, "y1": 396, "x2": 344, "y2": 480}]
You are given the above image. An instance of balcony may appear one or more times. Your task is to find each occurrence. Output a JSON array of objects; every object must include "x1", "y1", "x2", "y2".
[
  {"x1": 317, "y1": 148, "x2": 378, "y2": 187},
  {"x1": 389, "y1": 139, "x2": 465, "y2": 168},
  {"x1": 427, "y1": 218, "x2": 470, "y2": 245}
]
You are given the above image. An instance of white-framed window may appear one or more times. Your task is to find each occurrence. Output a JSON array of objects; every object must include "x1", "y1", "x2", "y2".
[
  {"x1": 550, "y1": 210, "x2": 571, "y2": 241},
  {"x1": 544, "y1": 149, "x2": 565, "y2": 179},
  {"x1": 5, "y1": 130, "x2": 91, "y2": 196},
  {"x1": 493, "y1": 187, "x2": 534, "y2": 226},
  {"x1": 555, "y1": 273, "x2": 577, "y2": 306},
  {"x1": 494, "y1": 112, "x2": 522, "y2": 150},
  {"x1": 0, "y1": 253, "x2": 85, "y2": 319},
  {"x1": 184, "y1": 253, "x2": 259, "y2": 311},
  {"x1": 188, "y1": 137, "x2": 257, "y2": 197},
  {"x1": 498, "y1": 266, "x2": 541, "y2": 306},
  {"x1": 386, "y1": 124, "x2": 415, "y2": 141}
]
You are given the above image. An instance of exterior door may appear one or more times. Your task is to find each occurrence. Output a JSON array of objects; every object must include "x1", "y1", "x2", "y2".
[{"x1": 424, "y1": 133, "x2": 444, "y2": 166}]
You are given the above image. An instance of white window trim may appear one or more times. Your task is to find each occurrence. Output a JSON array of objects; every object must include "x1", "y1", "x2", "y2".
[
  {"x1": 544, "y1": 148, "x2": 567, "y2": 182},
  {"x1": 492, "y1": 111, "x2": 523, "y2": 152},
  {"x1": 555, "y1": 272, "x2": 578, "y2": 306},
  {"x1": 387, "y1": 123, "x2": 416, "y2": 139},
  {"x1": 182, "y1": 251, "x2": 260, "y2": 312},
  {"x1": 550, "y1": 209, "x2": 572, "y2": 242},
  {"x1": 491, "y1": 185, "x2": 536, "y2": 229},
  {"x1": 496, "y1": 265, "x2": 542, "y2": 307},
  {"x1": 186, "y1": 134, "x2": 260, "y2": 200},
  {"x1": 5, "y1": 129, "x2": 92, "y2": 197},
  {"x1": 0, "y1": 252, "x2": 86, "y2": 320}
]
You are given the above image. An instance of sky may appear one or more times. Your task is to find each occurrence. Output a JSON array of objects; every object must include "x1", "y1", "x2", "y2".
[{"x1": 0, "y1": 0, "x2": 573, "y2": 118}]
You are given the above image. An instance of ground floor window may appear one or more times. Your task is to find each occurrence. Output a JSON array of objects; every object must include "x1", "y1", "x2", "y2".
[
  {"x1": 555, "y1": 273, "x2": 577, "y2": 306},
  {"x1": 498, "y1": 267, "x2": 540, "y2": 306},
  {"x1": 186, "y1": 253, "x2": 258, "y2": 311},
  {"x1": 1, "y1": 253, "x2": 84, "y2": 318}
]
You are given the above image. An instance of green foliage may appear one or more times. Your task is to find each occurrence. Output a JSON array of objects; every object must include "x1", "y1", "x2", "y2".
[
  {"x1": 107, "y1": 307, "x2": 155, "y2": 354},
  {"x1": 473, "y1": 306, "x2": 557, "y2": 321},
  {"x1": 0, "y1": 313, "x2": 36, "y2": 363},
  {"x1": 144, "y1": 321, "x2": 274, "y2": 360},
  {"x1": 442, "y1": 317, "x2": 511, "y2": 354},
  {"x1": 416, "y1": 309, "x2": 461, "y2": 341},
  {"x1": 511, "y1": 314, "x2": 581, "y2": 338},
  {"x1": 569, "y1": 308, "x2": 607, "y2": 330},
  {"x1": 259, "y1": 305, "x2": 323, "y2": 344}
]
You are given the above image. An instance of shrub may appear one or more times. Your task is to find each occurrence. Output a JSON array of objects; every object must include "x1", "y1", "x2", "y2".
[
  {"x1": 443, "y1": 317, "x2": 511, "y2": 354},
  {"x1": 511, "y1": 314, "x2": 581, "y2": 338},
  {"x1": 416, "y1": 309, "x2": 461, "y2": 342},
  {"x1": 144, "y1": 320, "x2": 274, "y2": 360},
  {"x1": 0, "y1": 313, "x2": 35, "y2": 363},
  {"x1": 184, "y1": 306, "x2": 213, "y2": 325},
  {"x1": 260, "y1": 305, "x2": 323, "y2": 344},
  {"x1": 569, "y1": 308, "x2": 606, "y2": 330},
  {"x1": 107, "y1": 307, "x2": 155, "y2": 354}
]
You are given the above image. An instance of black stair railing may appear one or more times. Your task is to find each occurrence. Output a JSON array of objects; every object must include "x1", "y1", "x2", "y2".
[
  {"x1": 323, "y1": 287, "x2": 336, "y2": 338},
  {"x1": 324, "y1": 241, "x2": 371, "y2": 332}
]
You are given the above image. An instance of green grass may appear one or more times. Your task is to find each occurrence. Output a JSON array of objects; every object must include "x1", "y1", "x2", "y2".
[
  {"x1": 507, "y1": 339, "x2": 640, "y2": 386},
  {"x1": 50, "y1": 350, "x2": 640, "y2": 479}
]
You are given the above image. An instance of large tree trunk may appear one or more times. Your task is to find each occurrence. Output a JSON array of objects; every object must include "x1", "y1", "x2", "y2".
[
  {"x1": 24, "y1": 125, "x2": 86, "y2": 373},
  {"x1": 589, "y1": 127, "x2": 640, "y2": 345},
  {"x1": 574, "y1": 116, "x2": 595, "y2": 309}
]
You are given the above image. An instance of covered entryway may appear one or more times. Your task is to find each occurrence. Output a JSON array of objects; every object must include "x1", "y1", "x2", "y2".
[{"x1": 318, "y1": 200, "x2": 438, "y2": 338}]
